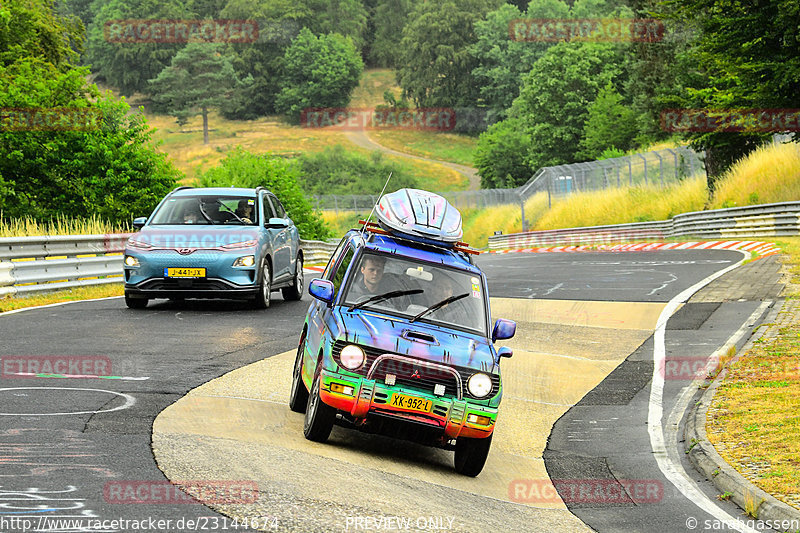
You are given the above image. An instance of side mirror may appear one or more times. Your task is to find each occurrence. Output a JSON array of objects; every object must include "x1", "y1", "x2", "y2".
[
  {"x1": 308, "y1": 279, "x2": 334, "y2": 304},
  {"x1": 132, "y1": 217, "x2": 147, "y2": 230},
  {"x1": 496, "y1": 346, "x2": 513, "y2": 362},
  {"x1": 492, "y1": 318, "x2": 516, "y2": 343},
  {"x1": 265, "y1": 217, "x2": 289, "y2": 229}
]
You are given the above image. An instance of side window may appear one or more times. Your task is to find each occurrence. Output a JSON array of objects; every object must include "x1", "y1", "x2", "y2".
[
  {"x1": 262, "y1": 195, "x2": 276, "y2": 221},
  {"x1": 331, "y1": 247, "x2": 355, "y2": 295},
  {"x1": 271, "y1": 196, "x2": 287, "y2": 218},
  {"x1": 323, "y1": 238, "x2": 347, "y2": 279}
]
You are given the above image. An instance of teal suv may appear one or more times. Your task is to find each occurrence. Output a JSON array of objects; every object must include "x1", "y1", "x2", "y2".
[{"x1": 123, "y1": 186, "x2": 303, "y2": 309}]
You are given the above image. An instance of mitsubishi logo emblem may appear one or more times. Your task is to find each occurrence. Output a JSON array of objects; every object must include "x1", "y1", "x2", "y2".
[
  {"x1": 177, "y1": 248, "x2": 196, "y2": 255},
  {"x1": 410, "y1": 369, "x2": 422, "y2": 379}
]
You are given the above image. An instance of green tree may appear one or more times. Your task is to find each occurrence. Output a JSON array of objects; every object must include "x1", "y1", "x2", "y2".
[
  {"x1": 659, "y1": 0, "x2": 798, "y2": 187},
  {"x1": 578, "y1": 82, "x2": 637, "y2": 160},
  {"x1": 511, "y1": 41, "x2": 629, "y2": 169},
  {"x1": 397, "y1": 0, "x2": 502, "y2": 108},
  {"x1": 368, "y1": 0, "x2": 416, "y2": 67},
  {"x1": 474, "y1": 118, "x2": 532, "y2": 188},
  {"x1": 275, "y1": 28, "x2": 363, "y2": 123},
  {"x1": 149, "y1": 42, "x2": 247, "y2": 145},
  {"x1": 85, "y1": 0, "x2": 191, "y2": 96},
  {"x1": 1, "y1": 0, "x2": 83, "y2": 68},
  {"x1": 0, "y1": 58, "x2": 180, "y2": 223},
  {"x1": 198, "y1": 149, "x2": 331, "y2": 240},
  {"x1": 305, "y1": 0, "x2": 369, "y2": 54},
  {"x1": 471, "y1": 1, "x2": 569, "y2": 116}
]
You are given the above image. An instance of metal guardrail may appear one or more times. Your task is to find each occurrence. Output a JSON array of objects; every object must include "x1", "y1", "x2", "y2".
[
  {"x1": 488, "y1": 201, "x2": 800, "y2": 250},
  {"x1": 0, "y1": 235, "x2": 337, "y2": 298}
]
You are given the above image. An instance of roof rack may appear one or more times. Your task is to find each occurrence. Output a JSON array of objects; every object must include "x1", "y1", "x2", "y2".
[
  {"x1": 255, "y1": 186, "x2": 267, "y2": 195},
  {"x1": 170, "y1": 186, "x2": 194, "y2": 194},
  {"x1": 358, "y1": 220, "x2": 479, "y2": 255}
]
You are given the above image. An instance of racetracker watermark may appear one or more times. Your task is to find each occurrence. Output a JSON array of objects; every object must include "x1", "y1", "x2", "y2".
[
  {"x1": 660, "y1": 355, "x2": 721, "y2": 380},
  {"x1": 661, "y1": 108, "x2": 800, "y2": 132},
  {"x1": 2, "y1": 356, "x2": 112, "y2": 379},
  {"x1": 0, "y1": 107, "x2": 103, "y2": 131},
  {"x1": 103, "y1": 480, "x2": 258, "y2": 504},
  {"x1": 509, "y1": 479, "x2": 663, "y2": 504},
  {"x1": 300, "y1": 108, "x2": 456, "y2": 131},
  {"x1": 509, "y1": 18, "x2": 665, "y2": 42},
  {"x1": 104, "y1": 19, "x2": 259, "y2": 43}
]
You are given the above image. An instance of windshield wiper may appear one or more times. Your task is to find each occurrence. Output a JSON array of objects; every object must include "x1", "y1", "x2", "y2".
[
  {"x1": 197, "y1": 200, "x2": 217, "y2": 224},
  {"x1": 215, "y1": 200, "x2": 247, "y2": 224},
  {"x1": 409, "y1": 292, "x2": 470, "y2": 323},
  {"x1": 347, "y1": 289, "x2": 423, "y2": 312}
]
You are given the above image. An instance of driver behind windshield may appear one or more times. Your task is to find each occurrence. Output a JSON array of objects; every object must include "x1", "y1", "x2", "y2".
[
  {"x1": 235, "y1": 199, "x2": 254, "y2": 224},
  {"x1": 349, "y1": 255, "x2": 388, "y2": 300}
]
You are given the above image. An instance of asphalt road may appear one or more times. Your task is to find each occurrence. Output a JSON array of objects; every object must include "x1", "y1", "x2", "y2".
[{"x1": 0, "y1": 249, "x2": 779, "y2": 532}]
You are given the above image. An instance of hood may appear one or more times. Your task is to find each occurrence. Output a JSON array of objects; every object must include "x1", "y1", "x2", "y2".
[
  {"x1": 128, "y1": 226, "x2": 261, "y2": 249},
  {"x1": 334, "y1": 309, "x2": 495, "y2": 371}
]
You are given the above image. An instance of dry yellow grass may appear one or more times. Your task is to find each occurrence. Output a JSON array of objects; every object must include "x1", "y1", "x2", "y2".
[
  {"x1": 349, "y1": 69, "x2": 401, "y2": 108},
  {"x1": 710, "y1": 142, "x2": 800, "y2": 209},
  {"x1": 0, "y1": 284, "x2": 124, "y2": 312},
  {"x1": 0, "y1": 215, "x2": 128, "y2": 237},
  {"x1": 707, "y1": 237, "x2": 800, "y2": 506},
  {"x1": 534, "y1": 176, "x2": 708, "y2": 230},
  {"x1": 370, "y1": 129, "x2": 477, "y2": 167}
]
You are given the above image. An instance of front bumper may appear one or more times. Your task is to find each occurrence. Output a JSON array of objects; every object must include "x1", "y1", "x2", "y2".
[
  {"x1": 318, "y1": 368, "x2": 497, "y2": 440},
  {"x1": 123, "y1": 248, "x2": 258, "y2": 299}
]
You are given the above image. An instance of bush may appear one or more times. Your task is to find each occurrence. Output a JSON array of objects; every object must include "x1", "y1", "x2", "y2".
[
  {"x1": 297, "y1": 145, "x2": 418, "y2": 195},
  {"x1": 198, "y1": 149, "x2": 331, "y2": 240},
  {"x1": 0, "y1": 59, "x2": 180, "y2": 224},
  {"x1": 474, "y1": 118, "x2": 533, "y2": 188}
]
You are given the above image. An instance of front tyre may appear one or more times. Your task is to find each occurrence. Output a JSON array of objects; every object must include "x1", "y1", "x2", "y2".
[
  {"x1": 454, "y1": 434, "x2": 493, "y2": 477},
  {"x1": 282, "y1": 255, "x2": 304, "y2": 301},
  {"x1": 124, "y1": 293, "x2": 148, "y2": 309},
  {"x1": 289, "y1": 335, "x2": 309, "y2": 413},
  {"x1": 303, "y1": 367, "x2": 336, "y2": 442},
  {"x1": 253, "y1": 259, "x2": 271, "y2": 309}
]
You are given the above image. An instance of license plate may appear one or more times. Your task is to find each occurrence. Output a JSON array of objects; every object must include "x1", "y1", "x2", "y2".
[
  {"x1": 164, "y1": 267, "x2": 206, "y2": 278},
  {"x1": 389, "y1": 393, "x2": 432, "y2": 413}
]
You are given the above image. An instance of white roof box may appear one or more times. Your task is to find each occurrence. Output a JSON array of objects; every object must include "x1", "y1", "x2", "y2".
[{"x1": 375, "y1": 188, "x2": 463, "y2": 243}]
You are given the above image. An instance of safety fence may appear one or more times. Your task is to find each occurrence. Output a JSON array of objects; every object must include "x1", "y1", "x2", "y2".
[
  {"x1": 488, "y1": 201, "x2": 800, "y2": 250},
  {"x1": 0, "y1": 236, "x2": 337, "y2": 298},
  {"x1": 311, "y1": 147, "x2": 703, "y2": 216}
]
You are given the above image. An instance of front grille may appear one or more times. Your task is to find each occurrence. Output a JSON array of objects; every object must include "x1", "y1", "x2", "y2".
[
  {"x1": 332, "y1": 341, "x2": 501, "y2": 400},
  {"x1": 138, "y1": 279, "x2": 234, "y2": 291}
]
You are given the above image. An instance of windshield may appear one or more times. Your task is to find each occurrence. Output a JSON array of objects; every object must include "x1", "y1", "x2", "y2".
[
  {"x1": 149, "y1": 195, "x2": 258, "y2": 225},
  {"x1": 342, "y1": 251, "x2": 488, "y2": 336}
]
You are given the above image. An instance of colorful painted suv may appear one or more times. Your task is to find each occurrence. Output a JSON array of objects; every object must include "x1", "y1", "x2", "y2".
[{"x1": 289, "y1": 189, "x2": 516, "y2": 476}]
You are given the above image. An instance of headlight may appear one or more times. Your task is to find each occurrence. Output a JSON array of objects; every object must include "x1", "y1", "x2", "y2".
[
  {"x1": 126, "y1": 238, "x2": 151, "y2": 250},
  {"x1": 339, "y1": 344, "x2": 365, "y2": 370},
  {"x1": 123, "y1": 255, "x2": 140, "y2": 267},
  {"x1": 222, "y1": 240, "x2": 258, "y2": 250},
  {"x1": 467, "y1": 373, "x2": 493, "y2": 398},
  {"x1": 232, "y1": 255, "x2": 256, "y2": 267}
]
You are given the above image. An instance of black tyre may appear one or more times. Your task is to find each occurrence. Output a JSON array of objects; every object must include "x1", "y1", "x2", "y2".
[
  {"x1": 454, "y1": 434, "x2": 493, "y2": 477},
  {"x1": 124, "y1": 294, "x2": 148, "y2": 309},
  {"x1": 289, "y1": 334, "x2": 309, "y2": 413},
  {"x1": 282, "y1": 255, "x2": 304, "y2": 301},
  {"x1": 303, "y1": 366, "x2": 336, "y2": 442},
  {"x1": 253, "y1": 259, "x2": 271, "y2": 309}
]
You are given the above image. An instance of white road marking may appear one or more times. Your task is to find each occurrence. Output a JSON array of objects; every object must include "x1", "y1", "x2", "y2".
[
  {"x1": 0, "y1": 296, "x2": 124, "y2": 317},
  {"x1": 648, "y1": 249, "x2": 761, "y2": 533},
  {"x1": 0, "y1": 387, "x2": 136, "y2": 416}
]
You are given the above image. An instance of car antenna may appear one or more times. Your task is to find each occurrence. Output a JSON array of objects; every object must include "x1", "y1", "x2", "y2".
[{"x1": 360, "y1": 171, "x2": 392, "y2": 238}]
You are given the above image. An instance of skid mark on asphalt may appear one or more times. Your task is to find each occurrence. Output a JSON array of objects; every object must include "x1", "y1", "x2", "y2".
[{"x1": 153, "y1": 298, "x2": 666, "y2": 531}]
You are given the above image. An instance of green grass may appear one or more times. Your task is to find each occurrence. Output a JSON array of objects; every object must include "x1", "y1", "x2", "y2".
[
  {"x1": 0, "y1": 214, "x2": 129, "y2": 237},
  {"x1": 370, "y1": 129, "x2": 478, "y2": 167},
  {"x1": 707, "y1": 237, "x2": 800, "y2": 505},
  {"x1": 349, "y1": 68, "x2": 401, "y2": 108},
  {"x1": 0, "y1": 284, "x2": 124, "y2": 312}
]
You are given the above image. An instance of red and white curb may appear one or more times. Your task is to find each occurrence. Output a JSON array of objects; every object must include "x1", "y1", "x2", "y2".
[{"x1": 489, "y1": 241, "x2": 781, "y2": 258}]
